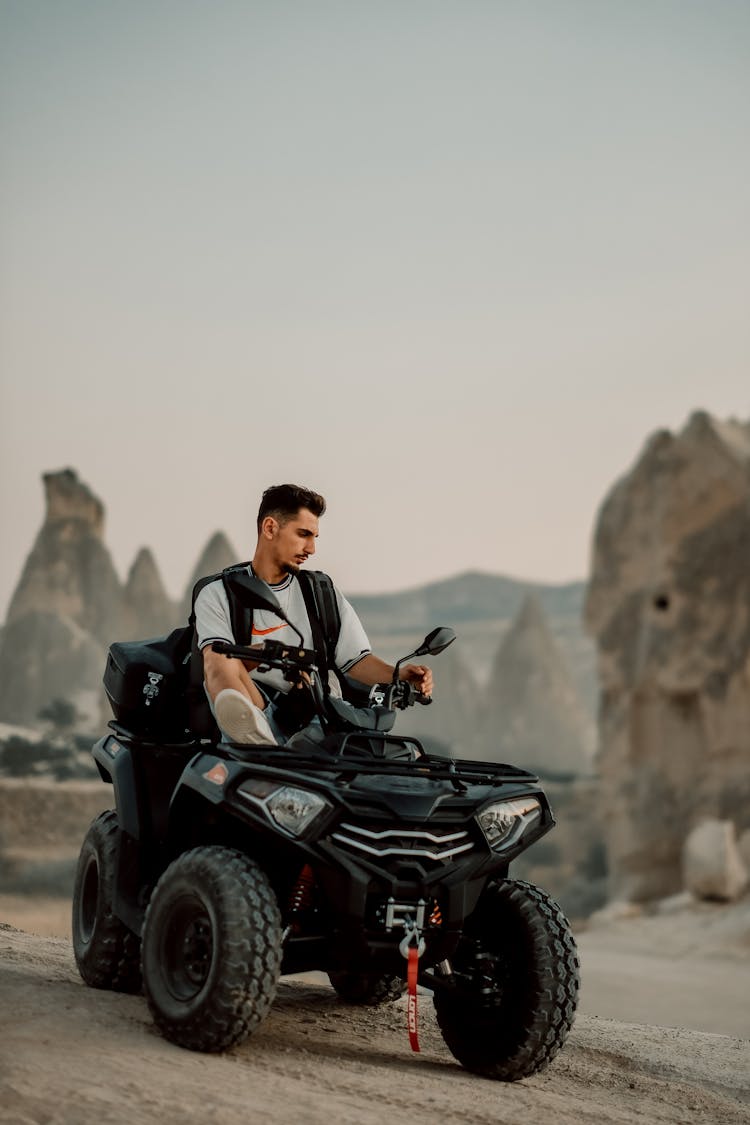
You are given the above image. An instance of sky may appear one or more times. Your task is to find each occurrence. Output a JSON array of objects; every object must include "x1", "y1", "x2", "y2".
[{"x1": 1, "y1": 0, "x2": 748, "y2": 618}]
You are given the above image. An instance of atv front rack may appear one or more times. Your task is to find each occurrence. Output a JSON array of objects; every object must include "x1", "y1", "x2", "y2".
[
  {"x1": 224, "y1": 739, "x2": 539, "y2": 791},
  {"x1": 105, "y1": 720, "x2": 538, "y2": 790}
]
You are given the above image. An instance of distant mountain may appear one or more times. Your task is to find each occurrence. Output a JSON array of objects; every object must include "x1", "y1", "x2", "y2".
[{"x1": 349, "y1": 570, "x2": 586, "y2": 632}]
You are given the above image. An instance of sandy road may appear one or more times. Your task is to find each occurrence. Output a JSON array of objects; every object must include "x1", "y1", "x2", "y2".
[{"x1": 1, "y1": 926, "x2": 748, "y2": 1125}]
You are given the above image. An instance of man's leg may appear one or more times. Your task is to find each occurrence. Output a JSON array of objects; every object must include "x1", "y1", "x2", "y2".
[
  {"x1": 202, "y1": 645, "x2": 277, "y2": 745},
  {"x1": 213, "y1": 688, "x2": 277, "y2": 745},
  {"x1": 285, "y1": 717, "x2": 326, "y2": 749}
]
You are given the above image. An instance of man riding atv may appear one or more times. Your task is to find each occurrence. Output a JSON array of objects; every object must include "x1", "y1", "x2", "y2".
[
  {"x1": 74, "y1": 482, "x2": 579, "y2": 1077},
  {"x1": 195, "y1": 483, "x2": 433, "y2": 746}
]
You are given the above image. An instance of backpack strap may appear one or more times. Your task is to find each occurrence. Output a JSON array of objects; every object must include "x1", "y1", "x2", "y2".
[
  {"x1": 188, "y1": 561, "x2": 254, "y2": 636},
  {"x1": 186, "y1": 561, "x2": 253, "y2": 740},
  {"x1": 220, "y1": 564, "x2": 257, "y2": 644},
  {"x1": 297, "y1": 570, "x2": 342, "y2": 694}
]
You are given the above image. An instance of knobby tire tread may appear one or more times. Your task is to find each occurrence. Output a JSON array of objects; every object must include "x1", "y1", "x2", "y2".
[
  {"x1": 141, "y1": 845, "x2": 282, "y2": 1052},
  {"x1": 434, "y1": 879, "x2": 579, "y2": 1081},
  {"x1": 71, "y1": 810, "x2": 142, "y2": 994}
]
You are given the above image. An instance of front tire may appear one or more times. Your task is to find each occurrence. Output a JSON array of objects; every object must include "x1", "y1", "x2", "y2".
[
  {"x1": 434, "y1": 880, "x2": 579, "y2": 1080},
  {"x1": 328, "y1": 970, "x2": 405, "y2": 1006},
  {"x1": 71, "y1": 810, "x2": 142, "y2": 994},
  {"x1": 141, "y1": 846, "x2": 282, "y2": 1052}
]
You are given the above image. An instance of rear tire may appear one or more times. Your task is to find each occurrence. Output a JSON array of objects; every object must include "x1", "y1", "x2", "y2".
[
  {"x1": 141, "y1": 846, "x2": 282, "y2": 1052},
  {"x1": 71, "y1": 810, "x2": 142, "y2": 994},
  {"x1": 328, "y1": 970, "x2": 405, "y2": 1006},
  {"x1": 434, "y1": 879, "x2": 579, "y2": 1080}
]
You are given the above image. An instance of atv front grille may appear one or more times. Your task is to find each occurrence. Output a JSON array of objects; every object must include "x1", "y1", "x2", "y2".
[{"x1": 330, "y1": 822, "x2": 473, "y2": 865}]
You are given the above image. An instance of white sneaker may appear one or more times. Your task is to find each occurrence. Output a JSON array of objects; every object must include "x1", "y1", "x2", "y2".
[{"x1": 214, "y1": 689, "x2": 276, "y2": 746}]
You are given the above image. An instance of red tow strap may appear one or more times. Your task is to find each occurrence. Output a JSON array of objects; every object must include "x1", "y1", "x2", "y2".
[{"x1": 407, "y1": 944, "x2": 420, "y2": 1052}]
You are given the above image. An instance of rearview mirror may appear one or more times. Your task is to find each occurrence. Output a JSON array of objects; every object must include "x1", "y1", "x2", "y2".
[
  {"x1": 224, "y1": 572, "x2": 285, "y2": 617},
  {"x1": 415, "y1": 627, "x2": 456, "y2": 657},
  {"x1": 391, "y1": 626, "x2": 457, "y2": 683}
]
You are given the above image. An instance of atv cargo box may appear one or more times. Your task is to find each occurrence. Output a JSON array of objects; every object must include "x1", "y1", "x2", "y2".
[{"x1": 103, "y1": 628, "x2": 191, "y2": 735}]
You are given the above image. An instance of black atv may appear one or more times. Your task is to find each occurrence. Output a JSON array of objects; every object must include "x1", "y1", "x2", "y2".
[{"x1": 72, "y1": 576, "x2": 579, "y2": 1080}]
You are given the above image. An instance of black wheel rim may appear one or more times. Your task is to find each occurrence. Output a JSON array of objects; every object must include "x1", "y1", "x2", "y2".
[
  {"x1": 161, "y1": 895, "x2": 215, "y2": 1001},
  {"x1": 78, "y1": 853, "x2": 100, "y2": 945},
  {"x1": 450, "y1": 926, "x2": 514, "y2": 1008}
]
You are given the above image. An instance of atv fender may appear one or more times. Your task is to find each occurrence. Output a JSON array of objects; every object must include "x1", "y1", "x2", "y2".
[
  {"x1": 91, "y1": 735, "x2": 149, "y2": 935},
  {"x1": 92, "y1": 735, "x2": 142, "y2": 839}
]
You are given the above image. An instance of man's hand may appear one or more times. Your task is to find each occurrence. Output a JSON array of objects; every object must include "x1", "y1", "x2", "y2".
[
  {"x1": 399, "y1": 663, "x2": 433, "y2": 697},
  {"x1": 347, "y1": 654, "x2": 434, "y2": 697}
]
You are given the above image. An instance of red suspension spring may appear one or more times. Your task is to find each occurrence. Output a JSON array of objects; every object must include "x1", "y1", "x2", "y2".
[{"x1": 288, "y1": 864, "x2": 316, "y2": 914}]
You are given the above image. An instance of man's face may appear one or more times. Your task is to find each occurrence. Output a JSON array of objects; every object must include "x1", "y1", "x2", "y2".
[{"x1": 269, "y1": 507, "x2": 319, "y2": 573}]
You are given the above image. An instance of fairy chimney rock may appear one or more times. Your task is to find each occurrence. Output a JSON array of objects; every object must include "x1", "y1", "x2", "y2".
[
  {"x1": 181, "y1": 531, "x2": 239, "y2": 615},
  {"x1": 122, "y1": 547, "x2": 176, "y2": 639},
  {"x1": 397, "y1": 643, "x2": 481, "y2": 758},
  {"x1": 477, "y1": 593, "x2": 594, "y2": 776},
  {"x1": 42, "y1": 468, "x2": 105, "y2": 534},
  {"x1": 585, "y1": 411, "x2": 750, "y2": 902},
  {"x1": 0, "y1": 469, "x2": 123, "y2": 723},
  {"x1": 5, "y1": 469, "x2": 123, "y2": 644}
]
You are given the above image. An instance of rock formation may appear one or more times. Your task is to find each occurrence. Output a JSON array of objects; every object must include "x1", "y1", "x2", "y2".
[
  {"x1": 585, "y1": 411, "x2": 750, "y2": 901},
  {"x1": 180, "y1": 531, "x2": 240, "y2": 617},
  {"x1": 122, "y1": 548, "x2": 175, "y2": 640},
  {"x1": 0, "y1": 480, "x2": 250, "y2": 727},
  {"x1": 682, "y1": 819, "x2": 748, "y2": 902},
  {"x1": 0, "y1": 611, "x2": 106, "y2": 728},
  {"x1": 396, "y1": 642, "x2": 481, "y2": 757},
  {"x1": 6, "y1": 470, "x2": 123, "y2": 646},
  {"x1": 0, "y1": 471, "x2": 126, "y2": 725},
  {"x1": 475, "y1": 593, "x2": 594, "y2": 776}
]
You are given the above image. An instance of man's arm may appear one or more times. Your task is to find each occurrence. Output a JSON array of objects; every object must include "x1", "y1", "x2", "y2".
[
  {"x1": 347, "y1": 653, "x2": 433, "y2": 697},
  {"x1": 331, "y1": 587, "x2": 434, "y2": 696},
  {"x1": 202, "y1": 645, "x2": 268, "y2": 709},
  {"x1": 194, "y1": 581, "x2": 268, "y2": 709}
]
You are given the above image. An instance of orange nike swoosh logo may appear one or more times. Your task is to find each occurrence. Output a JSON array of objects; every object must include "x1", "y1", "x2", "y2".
[{"x1": 251, "y1": 623, "x2": 289, "y2": 636}]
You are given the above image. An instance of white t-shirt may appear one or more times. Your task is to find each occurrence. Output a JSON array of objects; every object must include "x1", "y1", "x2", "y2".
[{"x1": 194, "y1": 568, "x2": 371, "y2": 695}]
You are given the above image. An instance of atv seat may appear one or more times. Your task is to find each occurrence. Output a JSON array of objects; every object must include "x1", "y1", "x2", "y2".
[{"x1": 324, "y1": 696, "x2": 396, "y2": 733}]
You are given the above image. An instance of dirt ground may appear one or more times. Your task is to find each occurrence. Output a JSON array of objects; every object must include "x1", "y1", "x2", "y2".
[
  {"x1": 0, "y1": 904, "x2": 746, "y2": 1125},
  {"x1": 2, "y1": 774, "x2": 749, "y2": 1122},
  {"x1": 3, "y1": 890, "x2": 749, "y2": 1038}
]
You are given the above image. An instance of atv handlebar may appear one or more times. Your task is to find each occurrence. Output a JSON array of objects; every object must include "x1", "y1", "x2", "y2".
[
  {"x1": 376, "y1": 680, "x2": 432, "y2": 710},
  {"x1": 213, "y1": 641, "x2": 432, "y2": 713},
  {"x1": 212, "y1": 640, "x2": 318, "y2": 681}
]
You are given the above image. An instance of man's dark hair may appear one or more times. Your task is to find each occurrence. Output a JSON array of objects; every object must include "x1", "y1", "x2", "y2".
[{"x1": 257, "y1": 484, "x2": 326, "y2": 534}]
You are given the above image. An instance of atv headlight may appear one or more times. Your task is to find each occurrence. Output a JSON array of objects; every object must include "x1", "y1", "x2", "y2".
[
  {"x1": 267, "y1": 786, "x2": 330, "y2": 836},
  {"x1": 238, "y1": 779, "x2": 331, "y2": 837},
  {"x1": 476, "y1": 797, "x2": 541, "y2": 850}
]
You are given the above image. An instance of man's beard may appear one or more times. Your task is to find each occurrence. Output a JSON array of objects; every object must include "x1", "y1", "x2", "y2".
[{"x1": 282, "y1": 562, "x2": 300, "y2": 576}]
